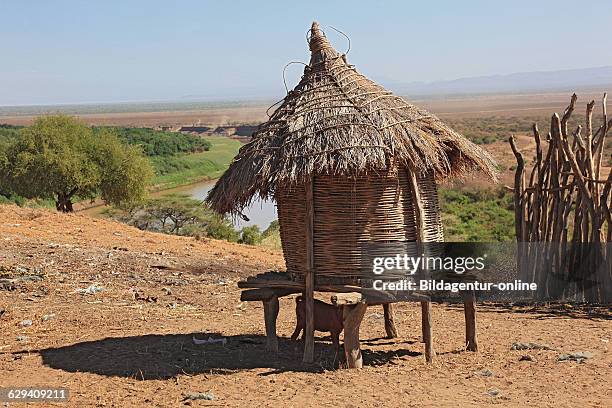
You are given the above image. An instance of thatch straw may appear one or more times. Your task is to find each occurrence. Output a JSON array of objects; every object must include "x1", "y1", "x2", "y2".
[{"x1": 207, "y1": 21, "x2": 497, "y2": 216}]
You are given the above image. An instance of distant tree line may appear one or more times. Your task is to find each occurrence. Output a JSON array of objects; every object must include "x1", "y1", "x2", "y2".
[{"x1": 95, "y1": 126, "x2": 211, "y2": 156}]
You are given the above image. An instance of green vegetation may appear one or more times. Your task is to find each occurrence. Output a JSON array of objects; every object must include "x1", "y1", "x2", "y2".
[
  {"x1": 0, "y1": 115, "x2": 537, "y2": 243},
  {"x1": 94, "y1": 126, "x2": 211, "y2": 156},
  {"x1": 107, "y1": 194, "x2": 281, "y2": 245},
  {"x1": 0, "y1": 120, "x2": 241, "y2": 207},
  {"x1": 446, "y1": 115, "x2": 588, "y2": 145},
  {"x1": 239, "y1": 225, "x2": 262, "y2": 245},
  {"x1": 446, "y1": 114, "x2": 610, "y2": 165},
  {"x1": 0, "y1": 116, "x2": 152, "y2": 212},
  {"x1": 439, "y1": 187, "x2": 515, "y2": 242},
  {"x1": 150, "y1": 136, "x2": 241, "y2": 189},
  {"x1": 0, "y1": 124, "x2": 22, "y2": 141},
  {"x1": 0, "y1": 125, "x2": 22, "y2": 161},
  {"x1": 92, "y1": 128, "x2": 239, "y2": 190},
  {"x1": 107, "y1": 194, "x2": 239, "y2": 241},
  {"x1": 260, "y1": 220, "x2": 281, "y2": 249}
]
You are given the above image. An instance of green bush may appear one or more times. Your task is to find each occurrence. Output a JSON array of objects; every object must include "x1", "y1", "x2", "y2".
[
  {"x1": 0, "y1": 193, "x2": 26, "y2": 206},
  {"x1": 205, "y1": 217, "x2": 240, "y2": 242},
  {"x1": 110, "y1": 194, "x2": 240, "y2": 242},
  {"x1": 239, "y1": 225, "x2": 262, "y2": 245}
]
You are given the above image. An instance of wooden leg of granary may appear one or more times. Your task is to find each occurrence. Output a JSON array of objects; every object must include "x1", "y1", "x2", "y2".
[
  {"x1": 343, "y1": 303, "x2": 368, "y2": 369},
  {"x1": 263, "y1": 295, "x2": 280, "y2": 352},
  {"x1": 303, "y1": 178, "x2": 316, "y2": 364},
  {"x1": 383, "y1": 304, "x2": 399, "y2": 339},
  {"x1": 463, "y1": 291, "x2": 478, "y2": 352},
  {"x1": 420, "y1": 300, "x2": 434, "y2": 363},
  {"x1": 302, "y1": 288, "x2": 315, "y2": 363}
]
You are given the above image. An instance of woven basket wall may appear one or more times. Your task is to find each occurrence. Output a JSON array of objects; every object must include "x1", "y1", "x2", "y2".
[{"x1": 275, "y1": 167, "x2": 444, "y2": 284}]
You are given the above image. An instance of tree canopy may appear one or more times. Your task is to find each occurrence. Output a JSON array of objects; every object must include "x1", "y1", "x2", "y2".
[
  {"x1": 0, "y1": 115, "x2": 152, "y2": 211},
  {"x1": 111, "y1": 194, "x2": 239, "y2": 241}
]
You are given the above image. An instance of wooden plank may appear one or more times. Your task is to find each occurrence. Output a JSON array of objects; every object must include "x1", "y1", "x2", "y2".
[
  {"x1": 263, "y1": 295, "x2": 280, "y2": 352},
  {"x1": 421, "y1": 300, "x2": 434, "y2": 363},
  {"x1": 238, "y1": 280, "x2": 302, "y2": 289},
  {"x1": 240, "y1": 288, "x2": 299, "y2": 301},
  {"x1": 342, "y1": 302, "x2": 368, "y2": 368},
  {"x1": 303, "y1": 178, "x2": 315, "y2": 363},
  {"x1": 383, "y1": 304, "x2": 399, "y2": 339},
  {"x1": 238, "y1": 281, "x2": 430, "y2": 303}
]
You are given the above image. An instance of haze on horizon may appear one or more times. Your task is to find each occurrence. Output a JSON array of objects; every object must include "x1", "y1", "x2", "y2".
[{"x1": 1, "y1": 0, "x2": 611, "y2": 106}]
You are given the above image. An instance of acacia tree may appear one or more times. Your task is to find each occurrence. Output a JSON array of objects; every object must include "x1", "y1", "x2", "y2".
[
  {"x1": 115, "y1": 194, "x2": 240, "y2": 241},
  {"x1": 0, "y1": 115, "x2": 152, "y2": 212}
]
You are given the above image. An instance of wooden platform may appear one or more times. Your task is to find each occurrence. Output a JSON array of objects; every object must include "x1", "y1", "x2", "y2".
[{"x1": 239, "y1": 271, "x2": 478, "y2": 368}]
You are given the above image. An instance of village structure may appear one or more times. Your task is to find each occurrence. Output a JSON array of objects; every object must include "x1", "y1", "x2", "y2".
[{"x1": 207, "y1": 22, "x2": 498, "y2": 367}]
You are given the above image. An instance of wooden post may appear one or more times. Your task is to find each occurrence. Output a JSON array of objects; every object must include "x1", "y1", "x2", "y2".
[
  {"x1": 409, "y1": 169, "x2": 435, "y2": 364},
  {"x1": 463, "y1": 291, "x2": 478, "y2": 352},
  {"x1": 383, "y1": 304, "x2": 398, "y2": 338},
  {"x1": 263, "y1": 295, "x2": 279, "y2": 352},
  {"x1": 343, "y1": 303, "x2": 367, "y2": 368},
  {"x1": 420, "y1": 300, "x2": 434, "y2": 363},
  {"x1": 303, "y1": 178, "x2": 315, "y2": 363}
]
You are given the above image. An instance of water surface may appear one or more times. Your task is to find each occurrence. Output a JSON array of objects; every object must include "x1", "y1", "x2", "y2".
[{"x1": 181, "y1": 179, "x2": 277, "y2": 231}]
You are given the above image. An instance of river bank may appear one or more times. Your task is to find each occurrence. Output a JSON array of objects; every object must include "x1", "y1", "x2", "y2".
[
  {"x1": 76, "y1": 134, "x2": 280, "y2": 229},
  {"x1": 80, "y1": 178, "x2": 278, "y2": 231}
]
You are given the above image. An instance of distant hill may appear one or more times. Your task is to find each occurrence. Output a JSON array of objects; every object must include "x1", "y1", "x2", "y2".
[{"x1": 385, "y1": 66, "x2": 612, "y2": 97}]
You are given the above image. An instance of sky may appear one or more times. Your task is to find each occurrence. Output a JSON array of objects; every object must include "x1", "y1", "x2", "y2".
[{"x1": 1, "y1": 0, "x2": 611, "y2": 106}]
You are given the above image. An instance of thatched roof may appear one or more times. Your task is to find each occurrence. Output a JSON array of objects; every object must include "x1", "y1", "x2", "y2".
[{"x1": 207, "y1": 21, "x2": 497, "y2": 215}]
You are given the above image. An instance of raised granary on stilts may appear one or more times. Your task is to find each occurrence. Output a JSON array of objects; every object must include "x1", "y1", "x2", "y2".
[{"x1": 207, "y1": 21, "x2": 497, "y2": 367}]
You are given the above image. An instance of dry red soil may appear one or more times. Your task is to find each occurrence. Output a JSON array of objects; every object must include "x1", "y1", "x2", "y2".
[{"x1": 0, "y1": 205, "x2": 610, "y2": 407}]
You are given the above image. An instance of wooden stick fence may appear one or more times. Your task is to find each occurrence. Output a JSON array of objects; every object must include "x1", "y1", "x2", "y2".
[{"x1": 510, "y1": 93, "x2": 611, "y2": 303}]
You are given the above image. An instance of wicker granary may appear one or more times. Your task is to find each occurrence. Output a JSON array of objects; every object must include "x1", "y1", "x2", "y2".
[{"x1": 207, "y1": 22, "x2": 497, "y2": 285}]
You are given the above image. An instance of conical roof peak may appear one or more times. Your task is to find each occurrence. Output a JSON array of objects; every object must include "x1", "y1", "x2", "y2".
[{"x1": 308, "y1": 21, "x2": 333, "y2": 54}]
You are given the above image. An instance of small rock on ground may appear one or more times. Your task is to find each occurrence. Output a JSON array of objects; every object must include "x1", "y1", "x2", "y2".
[
  {"x1": 183, "y1": 392, "x2": 215, "y2": 401},
  {"x1": 511, "y1": 342, "x2": 554, "y2": 350},
  {"x1": 476, "y1": 368, "x2": 494, "y2": 377},
  {"x1": 41, "y1": 314, "x2": 56, "y2": 322},
  {"x1": 558, "y1": 352, "x2": 594, "y2": 362}
]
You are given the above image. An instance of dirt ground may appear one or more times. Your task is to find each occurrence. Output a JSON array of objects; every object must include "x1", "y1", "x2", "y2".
[{"x1": 0, "y1": 205, "x2": 610, "y2": 407}]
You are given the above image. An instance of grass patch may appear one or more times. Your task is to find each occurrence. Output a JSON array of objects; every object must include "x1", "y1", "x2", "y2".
[
  {"x1": 150, "y1": 136, "x2": 241, "y2": 190},
  {"x1": 440, "y1": 187, "x2": 515, "y2": 242}
]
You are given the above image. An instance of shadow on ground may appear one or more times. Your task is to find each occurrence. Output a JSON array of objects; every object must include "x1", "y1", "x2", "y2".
[
  {"x1": 444, "y1": 302, "x2": 612, "y2": 320},
  {"x1": 35, "y1": 333, "x2": 423, "y2": 379}
]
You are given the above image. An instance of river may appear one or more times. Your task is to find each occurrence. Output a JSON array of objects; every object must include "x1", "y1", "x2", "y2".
[{"x1": 172, "y1": 179, "x2": 278, "y2": 231}]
